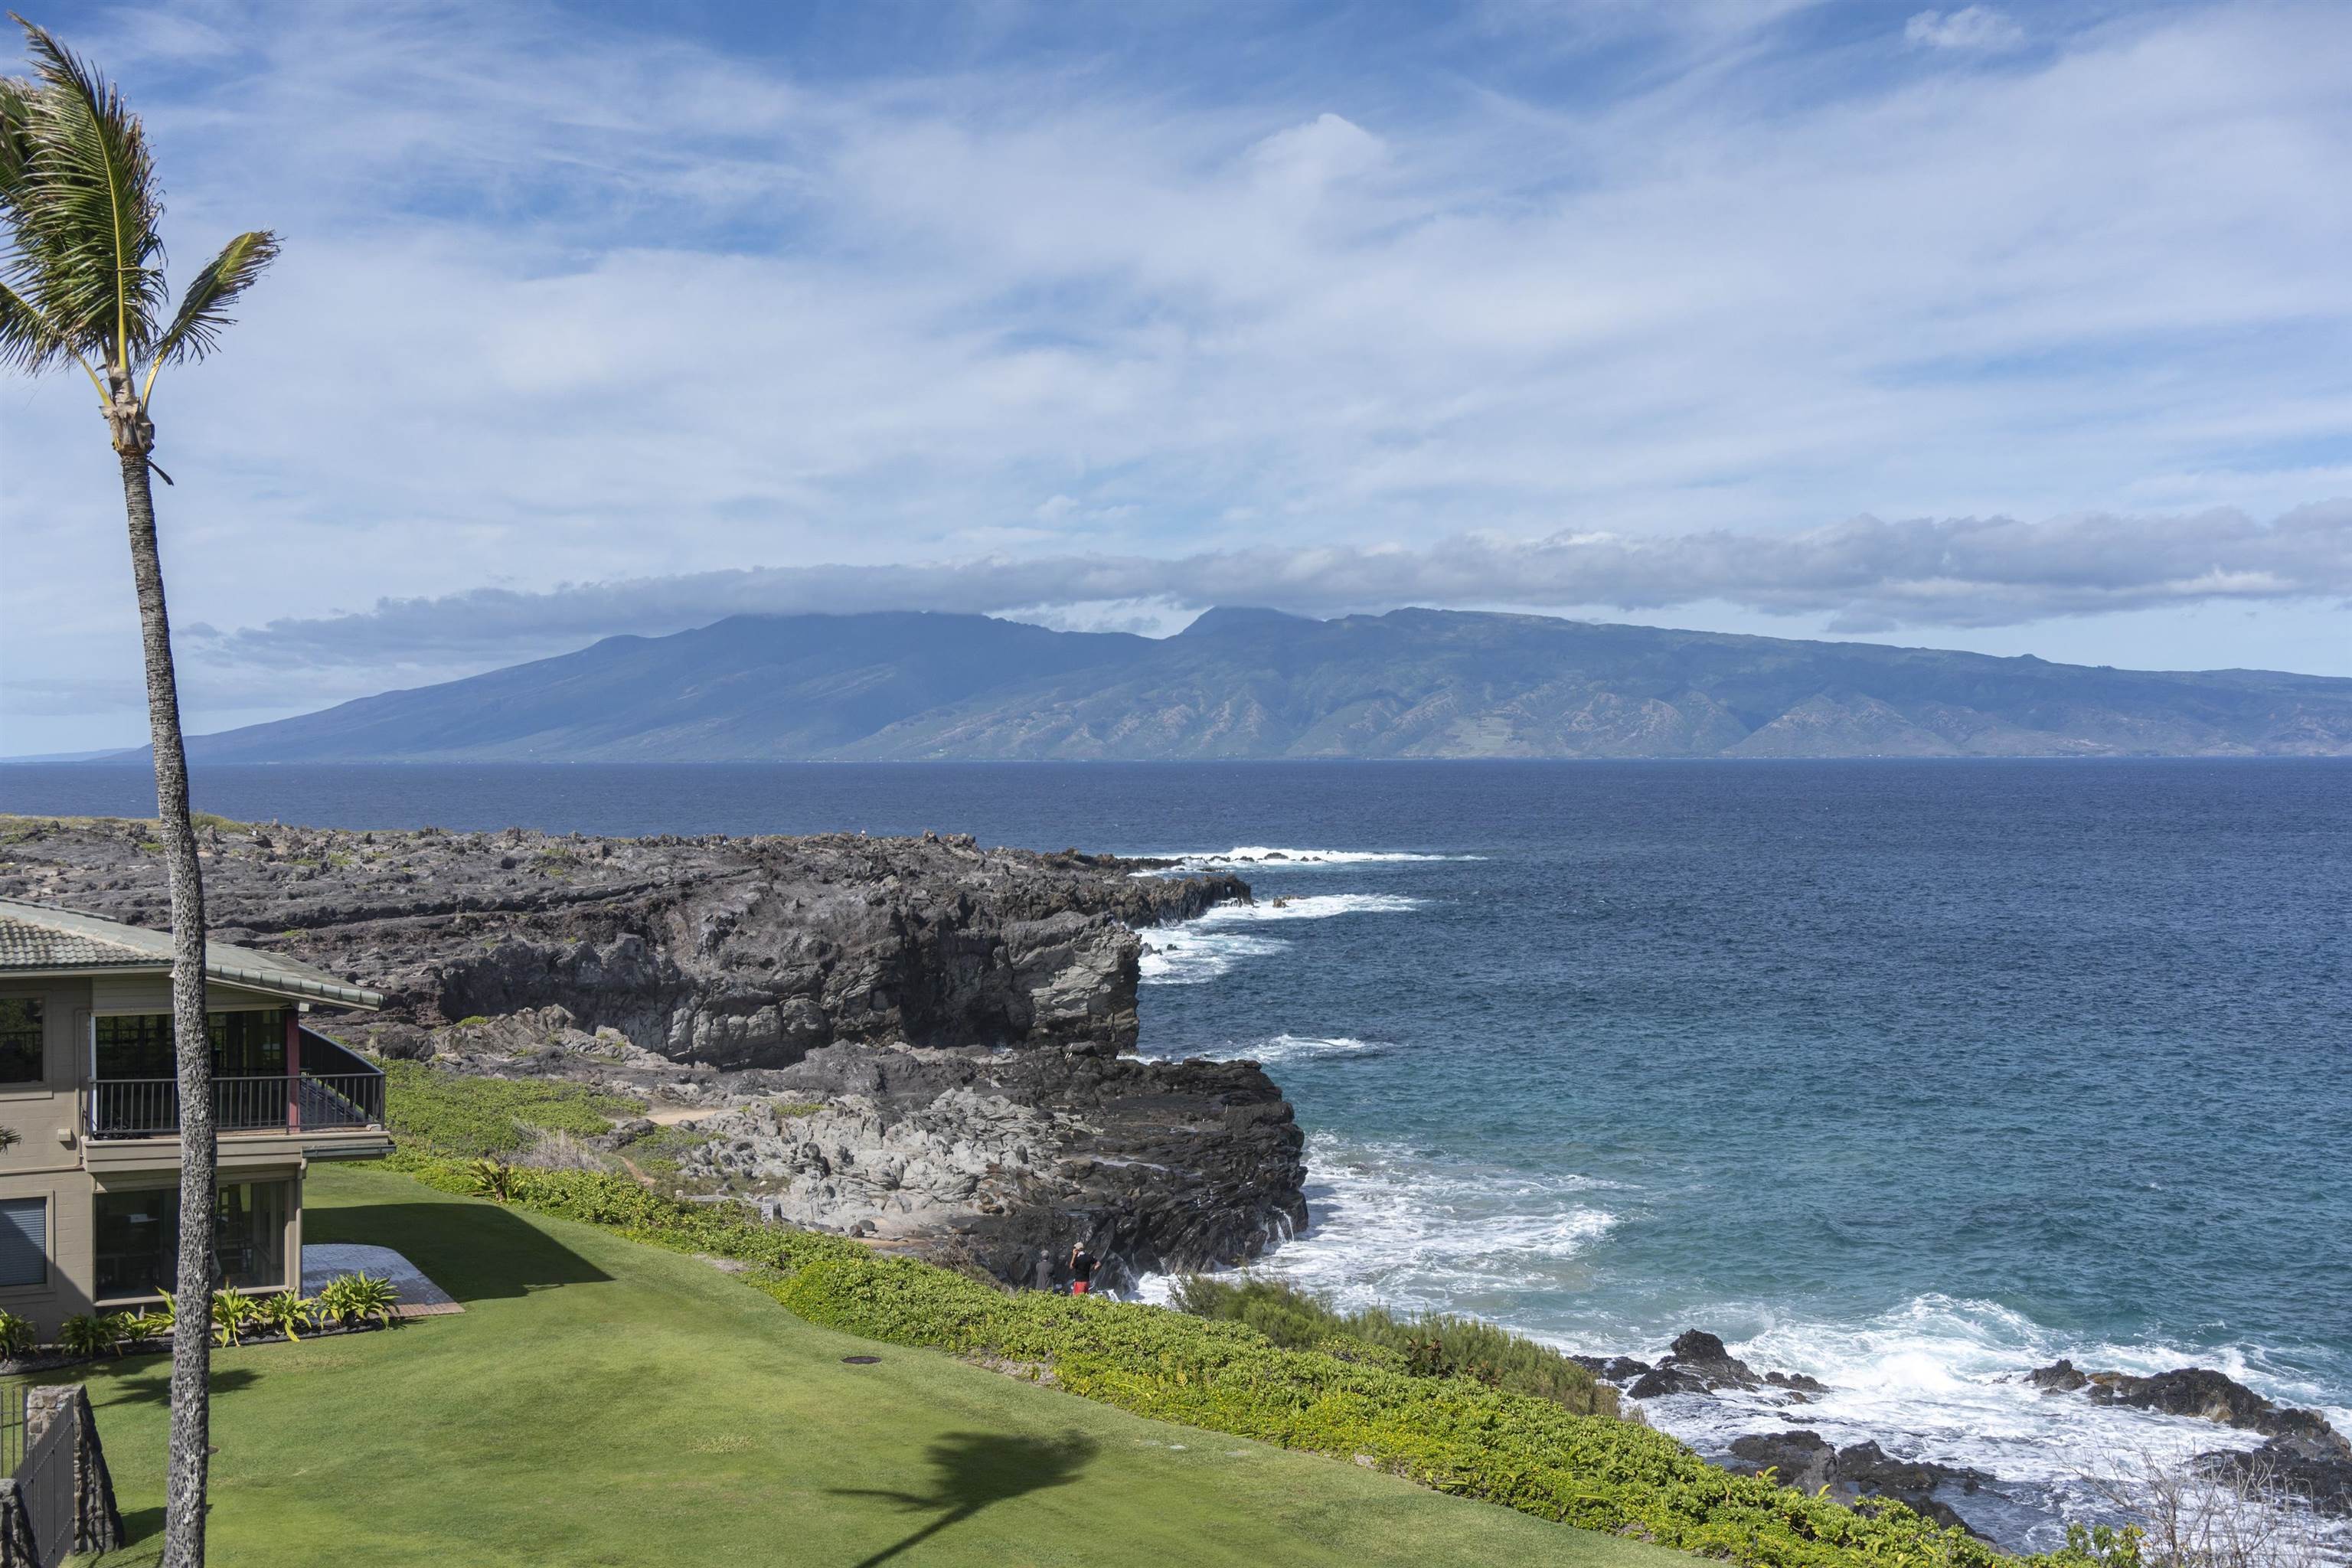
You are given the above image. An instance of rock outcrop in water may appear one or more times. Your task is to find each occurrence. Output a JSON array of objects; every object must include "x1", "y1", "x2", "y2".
[
  {"x1": 2024, "y1": 1360, "x2": 2352, "y2": 1516},
  {"x1": 1584, "y1": 1330, "x2": 1828, "y2": 1401},
  {"x1": 1725, "y1": 1432, "x2": 1994, "y2": 1534},
  {"x1": 0, "y1": 815, "x2": 1303, "y2": 1279}
]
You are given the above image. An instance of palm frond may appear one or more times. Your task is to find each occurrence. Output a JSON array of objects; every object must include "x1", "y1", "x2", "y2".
[
  {"x1": 150, "y1": 228, "x2": 276, "y2": 369},
  {"x1": 0, "y1": 75, "x2": 36, "y2": 213},
  {"x1": 0, "y1": 273, "x2": 73, "y2": 372},
  {"x1": 0, "y1": 76, "x2": 61, "y2": 371},
  {"x1": 9, "y1": 16, "x2": 168, "y2": 366}
]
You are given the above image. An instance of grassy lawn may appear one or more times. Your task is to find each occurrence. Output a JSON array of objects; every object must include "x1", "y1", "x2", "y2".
[{"x1": 76, "y1": 1165, "x2": 1686, "y2": 1567}]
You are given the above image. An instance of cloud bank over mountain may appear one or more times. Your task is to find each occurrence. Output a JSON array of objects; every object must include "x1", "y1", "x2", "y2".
[{"x1": 185, "y1": 505, "x2": 2350, "y2": 676}]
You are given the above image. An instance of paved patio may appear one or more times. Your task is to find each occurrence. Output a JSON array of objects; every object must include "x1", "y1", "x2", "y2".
[{"x1": 300, "y1": 1242, "x2": 464, "y2": 1317}]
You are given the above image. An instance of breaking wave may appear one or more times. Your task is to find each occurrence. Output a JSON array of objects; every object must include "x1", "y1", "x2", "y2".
[
  {"x1": 1249, "y1": 1132, "x2": 1622, "y2": 1309},
  {"x1": 1142, "y1": 844, "x2": 1482, "y2": 871},
  {"x1": 1155, "y1": 1033, "x2": 1390, "y2": 1067},
  {"x1": 1137, "y1": 893, "x2": 1423, "y2": 984}
]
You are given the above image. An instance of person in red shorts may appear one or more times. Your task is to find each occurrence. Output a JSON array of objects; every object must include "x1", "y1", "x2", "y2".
[{"x1": 1068, "y1": 1241, "x2": 1097, "y2": 1295}]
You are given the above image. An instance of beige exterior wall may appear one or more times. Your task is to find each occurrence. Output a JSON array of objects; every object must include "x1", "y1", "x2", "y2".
[{"x1": 0, "y1": 973, "x2": 364, "y2": 1335}]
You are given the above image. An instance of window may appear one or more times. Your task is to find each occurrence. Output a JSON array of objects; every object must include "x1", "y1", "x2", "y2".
[
  {"x1": 0, "y1": 1197, "x2": 46, "y2": 1287},
  {"x1": 94, "y1": 1179, "x2": 290, "y2": 1300},
  {"x1": 94, "y1": 1008, "x2": 285, "y2": 1079},
  {"x1": 0, "y1": 999, "x2": 39, "y2": 1084}
]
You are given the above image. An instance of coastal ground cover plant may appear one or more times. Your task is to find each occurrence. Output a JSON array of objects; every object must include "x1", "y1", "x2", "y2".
[
  {"x1": 382, "y1": 1060, "x2": 643, "y2": 1158},
  {"x1": 378, "y1": 1149, "x2": 2138, "y2": 1568},
  {"x1": 1, "y1": 18, "x2": 280, "y2": 1563},
  {"x1": 1171, "y1": 1274, "x2": 1616, "y2": 1416}
]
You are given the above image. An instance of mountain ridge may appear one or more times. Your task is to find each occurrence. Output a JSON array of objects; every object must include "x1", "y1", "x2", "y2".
[{"x1": 109, "y1": 607, "x2": 2352, "y2": 761}]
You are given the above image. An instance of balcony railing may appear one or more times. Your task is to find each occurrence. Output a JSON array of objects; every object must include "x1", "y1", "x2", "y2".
[{"x1": 87, "y1": 1070, "x2": 387, "y2": 1140}]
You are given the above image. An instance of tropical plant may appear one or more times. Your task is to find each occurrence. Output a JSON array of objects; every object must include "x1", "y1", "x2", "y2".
[
  {"x1": 208, "y1": 1289, "x2": 259, "y2": 1348},
  {"x1": 57, "y1": 1311, "x2": 116, "y2": 1359},
  {"x1": 140, "y1": 1293, "x2": 176, "y2": 1342},
  {"x1": 466, "y1": 1155, "x2": 516, "y2": 1203},
  {"x1": 318, "y1": 1272, "x2": 400, "y2": 1329},
  {"x1": 2, "y1": 20, "x2": 279, "y2": 1564},
  {"x1": 0, "y1": 1307, "x2": 32, "y2": 1357},
  {"x1": 252, "y1": 1291, "x2": 315, "y2": 1343},
  {"x1": 103, "y1": 1310, "x2": 145, "y2": 1354}
]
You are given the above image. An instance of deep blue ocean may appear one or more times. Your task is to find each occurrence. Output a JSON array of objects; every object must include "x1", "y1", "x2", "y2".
[{"x1": 5, "y1": 759, "x2": 2346, "y2": 1543}]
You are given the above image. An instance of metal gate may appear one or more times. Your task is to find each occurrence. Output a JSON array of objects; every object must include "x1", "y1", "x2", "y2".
[{"x1": 8, "y1": 1387, "x2": 77, "y2": 1568}]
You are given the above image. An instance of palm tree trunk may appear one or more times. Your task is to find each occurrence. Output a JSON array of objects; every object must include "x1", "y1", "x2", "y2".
[{"x1": 118, "y1": 448, "x2": 215, "y2": 1568}]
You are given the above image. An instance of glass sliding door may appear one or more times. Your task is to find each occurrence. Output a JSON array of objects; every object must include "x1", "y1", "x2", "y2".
[{"x1": 93, "y1": 1178, "x2": 293, "y2": 1301}]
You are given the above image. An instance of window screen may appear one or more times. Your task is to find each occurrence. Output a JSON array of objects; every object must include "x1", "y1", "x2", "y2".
[
  {"x1": 0, "y1": 998, "x2": 38, "y2": 1083},
  {"x1": 0, "y1": 1197, "x2": 47, "y2": 1287}
]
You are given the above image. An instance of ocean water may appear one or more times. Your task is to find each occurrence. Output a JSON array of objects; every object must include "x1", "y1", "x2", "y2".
[{"x1": 5, "y1": 759, "x2": 2347, "y2": 1545}]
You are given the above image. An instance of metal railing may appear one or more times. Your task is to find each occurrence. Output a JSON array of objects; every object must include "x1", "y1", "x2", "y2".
[{"x1": 85, "y1": 1070, "x2": 384, "y2": 1139}]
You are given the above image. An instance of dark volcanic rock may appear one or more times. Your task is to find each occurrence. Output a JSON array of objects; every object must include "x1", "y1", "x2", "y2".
[
  {"x1": 2086, "y1": 1367, "x2": 2348, "y2": 1449},
  {"x1": 1574, "y1": 1355, "x2": 1656, "y2": 1383},
  {"x1": 0, "y1": 818, "x2": 1245, "y2": 1063},
  {"x1": 2036, "y1": 1361, "x2": 2352, "y2": 1514},
  {"x1": 2194, "y1": 1435, "x2": 2352, "y2": 1517},
  {"x1": 1623, "y1": 1328, "x2": 1825, "y2": 1400},
  {"x1": 704, "y1": 1040, "x2": 1309, "y2": 1283},
  {"x1": 1727, "y1": 1430, "x2": 1838, "y2": 1491},
  {"x1": 1725, "y1": 1432, "x2": 1994, "y2": 1535},
  {"x1": 2025, "y1": 1359, "x2": 2089, "y2": 1393},
  {"x1": 0, "y1": 815, "x2": 1299, "y2": 1279}
]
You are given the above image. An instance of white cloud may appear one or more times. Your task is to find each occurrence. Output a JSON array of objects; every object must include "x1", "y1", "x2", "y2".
[
  {"x1": 1905, "y1": 8, "x2": 2026, "y2": 51},
  {"x1": 2, "y1": 0, "x2": 2349, "y2": 752},
  {"x1": 170, "y1": 504, "x2": 2352, "y2": 681}
]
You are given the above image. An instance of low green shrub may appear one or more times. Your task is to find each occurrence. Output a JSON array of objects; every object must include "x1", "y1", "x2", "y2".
[
  {"x1": 1171, "y1": 1275, "x2": 1614, "y2": 1416},
  {"x1": 0, "y1": 1308, "x2": 33, "y2": 1357},
  {"x1": 377, "y1": 1153, "x2": 2131, "y2": 1568},
  {"x1": 254, "y1": 1292, "x2": 318, "y2": 1342},
  {"x1": 381, "y1": 1061, "x2": 642, "y2": 1158},
  {"x1": 211, "y1": 1288, "x2": 261, "y2": 1348},
  {"x1": 57, "y1": 1313, "x2": 116, "y2": 1359},
  {"x1": 317, "y1": 1272, "x2": 401, "y2": 1328},
  {"x1": 466, "y1": 1156, "x2": 517, "y2": 1202}
]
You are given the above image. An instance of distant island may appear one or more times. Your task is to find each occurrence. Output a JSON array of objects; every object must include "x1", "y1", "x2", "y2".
[{"x1": 81, "y1": 606, "x2": 2352, "y2": 762}]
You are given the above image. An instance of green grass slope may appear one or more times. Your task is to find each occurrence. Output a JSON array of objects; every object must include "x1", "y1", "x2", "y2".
[{"x1": 77, "y1": 1165, "x2": 1686, "y2": 1567}]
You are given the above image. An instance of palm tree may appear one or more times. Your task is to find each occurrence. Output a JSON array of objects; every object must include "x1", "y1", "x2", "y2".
[{"x1": 1, "y1": 17, "x2": 277, "y2": 1566}]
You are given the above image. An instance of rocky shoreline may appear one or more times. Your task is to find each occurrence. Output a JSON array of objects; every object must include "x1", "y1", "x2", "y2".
[
  {"x1": 0, "y1": 815, "x2": 1305, "y2": 1282},
  {"x1": 6, "y1": 812, "x2": 2344, "y2": 1543},
  {"x1": 1576, "y1": 1333, "x2": 2352, "y2": 1535}
]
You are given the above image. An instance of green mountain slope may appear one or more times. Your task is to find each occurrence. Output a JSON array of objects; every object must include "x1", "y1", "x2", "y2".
[{"x1": 177, "y1": 606, "x2": 2352, "y2": 760}]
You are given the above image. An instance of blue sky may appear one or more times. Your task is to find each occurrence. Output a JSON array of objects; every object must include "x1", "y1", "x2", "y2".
[{"x1": 2, "y1": 0, "x2": 2349, "y2": 752}]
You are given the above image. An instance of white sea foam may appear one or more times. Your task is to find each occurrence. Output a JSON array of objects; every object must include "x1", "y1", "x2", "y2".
[
  {"x1": 1158, "y1": 1033, "x2": 1388, "y2": 1067},
  {"x1": 1135, "y1": 929, "x2": 1287, "y2": 984},
  {"x1": 1139, "y1": 845, "x2": 1482, "y2": 871},
  {"x1": 1245, "y1": 1132, "x2": 1622, "y2": 1308},
  {"x1": 1137, "y1": 893, "x2": 1422, "y2": 984},
  {"x1": 1612, "y1": 1296, "x2": 2352, "y2": 1553}
]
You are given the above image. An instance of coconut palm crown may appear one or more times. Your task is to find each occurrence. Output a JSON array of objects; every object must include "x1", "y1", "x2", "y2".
[{"x1": 0, "y1": 14, "x2": 277, "y2": 452}]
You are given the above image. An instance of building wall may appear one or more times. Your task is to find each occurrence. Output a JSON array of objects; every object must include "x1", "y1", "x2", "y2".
[{"x1": 0, "y1": 974, "x2": 309, "y2": 1334}]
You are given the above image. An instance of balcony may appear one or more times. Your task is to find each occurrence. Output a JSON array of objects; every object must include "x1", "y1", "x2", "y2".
[{"x1": 85, "y1": 1027, "x2": 386, "y2": 1142}]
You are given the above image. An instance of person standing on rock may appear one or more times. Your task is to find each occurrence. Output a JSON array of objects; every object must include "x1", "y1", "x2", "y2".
[
  {"x1": 1033, "y1": 1250, "x2": 1055, "y2": 1292},
  {"x1": 1069, "y1": 1242, "x2": 1098, "y2": 1296}
]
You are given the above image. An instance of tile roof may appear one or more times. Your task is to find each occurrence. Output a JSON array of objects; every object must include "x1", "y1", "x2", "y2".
[{"x1": 0, "y1": 898, "x2": 381, "y2": 1008}]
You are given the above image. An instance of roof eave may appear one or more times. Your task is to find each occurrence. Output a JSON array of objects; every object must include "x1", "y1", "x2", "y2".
[{"x1": 0, "y1": 958, "x2": 381, "y2": 1010}]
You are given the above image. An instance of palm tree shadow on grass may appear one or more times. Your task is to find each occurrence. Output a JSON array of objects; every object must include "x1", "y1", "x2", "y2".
[{"x1": 830, "y1": 1429, "x2": 1099, "y2": 1567}]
